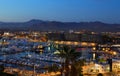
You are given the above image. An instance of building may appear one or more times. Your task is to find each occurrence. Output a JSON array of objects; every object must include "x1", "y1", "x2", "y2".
[
  {"x1": 47, "y1": 33, "x2": 65, "y2": 41},
  {"x1": 64, "y1": 33, "x2": 81, "y2": 41},
  {"x1": 81, "y1": 34, "x2": 102, "y2": 43}
]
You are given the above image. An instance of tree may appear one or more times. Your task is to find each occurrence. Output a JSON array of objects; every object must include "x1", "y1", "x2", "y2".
[
  {"x1": 56, "y1": 45, "x2": 82, "y2": 76},
  {"x1": 72, "y1": 59, "x2": 84, "y2": 76},
  {"x1": 47, "y1": 64, "x2": 59, "y2": 72}
]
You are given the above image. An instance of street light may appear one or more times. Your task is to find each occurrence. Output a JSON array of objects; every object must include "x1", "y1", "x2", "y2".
[
  {"x1": 93, "y1": 53, "x2": 96, "y2": 60},
  {"x1": 92, "y1": 47, "x2": 96, "y2": 51},
  {"x1": 33, "y1": 65, "x2": 36, "y2": 76},
  {"x1": 113, "y1": 51, "x2": 117, "y2": 55},
  {"x1": 68, "y1": 64, "x2": 71, "y2": 76},
  {"x1": 1, "y1": 39, "x2": 6, "y2": 68}
]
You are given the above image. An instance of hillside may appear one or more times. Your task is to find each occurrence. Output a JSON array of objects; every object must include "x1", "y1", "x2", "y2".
[{"x1": 0, "y1": 19, "x2": 119, "y2": 32}]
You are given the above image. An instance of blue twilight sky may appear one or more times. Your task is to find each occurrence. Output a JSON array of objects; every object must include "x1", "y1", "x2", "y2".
[{"x1": 0, "y1": 0, "x2": 120, "y2": 23}]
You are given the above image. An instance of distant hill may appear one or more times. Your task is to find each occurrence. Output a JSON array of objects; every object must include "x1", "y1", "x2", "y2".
[{"x1": 0, "y1": 19, "x2": 120, "y2": 32}]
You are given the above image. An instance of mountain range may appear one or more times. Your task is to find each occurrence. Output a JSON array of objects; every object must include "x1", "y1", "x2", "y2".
[{"x1": 0, "y1": 19, "x2": 120, "y2": 32}]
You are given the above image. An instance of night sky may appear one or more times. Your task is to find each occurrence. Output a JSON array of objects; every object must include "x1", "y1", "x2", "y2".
[{"x1": 0, "y1": 0, "x2": 120, "y2": 23}]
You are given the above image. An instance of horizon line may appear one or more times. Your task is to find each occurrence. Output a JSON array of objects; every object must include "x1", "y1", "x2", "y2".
[{"x1": 0, "y1": 19, "x2": 118, "y2": 24}]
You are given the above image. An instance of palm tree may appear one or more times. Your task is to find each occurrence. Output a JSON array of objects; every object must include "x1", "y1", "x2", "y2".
[
  {"x1": 47, "y1": 64, "x2": 59, "y2": 72},
  {"x1": 55, "y1": 45, "x2": 82, "y2": 76},
  {"x1": 71, "y1": 60, "x2": 85, "y2": 76}
]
